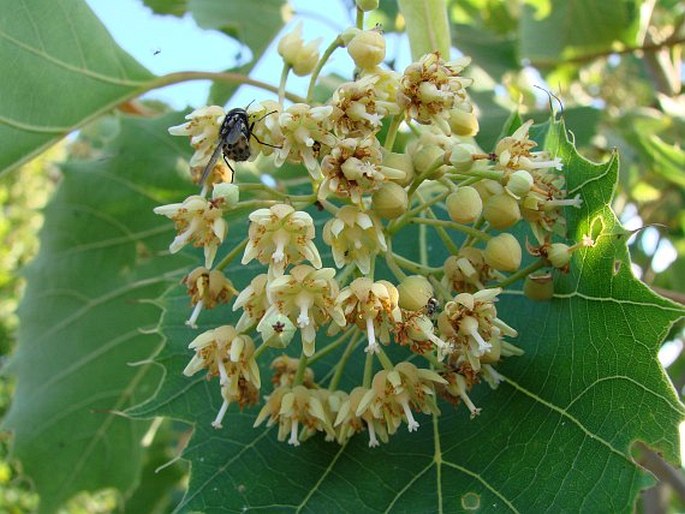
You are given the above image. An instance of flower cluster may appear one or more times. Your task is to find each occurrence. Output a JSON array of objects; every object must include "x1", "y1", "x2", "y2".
[{"x1": 155, "y1": 10, "x2": 585, "y2": 448}]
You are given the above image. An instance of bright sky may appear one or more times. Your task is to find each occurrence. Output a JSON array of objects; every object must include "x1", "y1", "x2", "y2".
[{"x1": 84, "y1": 0, "x2": 399, "y2": 109}]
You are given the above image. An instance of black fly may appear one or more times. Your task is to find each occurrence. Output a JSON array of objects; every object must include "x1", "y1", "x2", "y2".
[{"x1": 199, "y1": 107, "x2": 279, "y2": 186}]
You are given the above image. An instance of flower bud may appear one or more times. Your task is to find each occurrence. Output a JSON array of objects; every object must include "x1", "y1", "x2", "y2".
[
  {"x1": 446, "y1": 187, "x2": 482, "y2": 224},
  {"x1": 258, "y1": 313, "x2": 296, "y2": 348},
  {"x1": 212, "y1": 183, "x2": 240, "y2": 208},
  {"x1": 448, "y1": 143, "x2": 476, "y2": 173},
  {"x1": 397, "y1": 275, "x2": 434, "y2": 311},
  {"x1": 547, "y1": 243, "x2": 571, "y2": 269},
  {"x1": 372, "y1": 182, "x2": 408, "y2": 219},
  {"x1": 382, "y1": 149, "x2": 415, "y2": 186},
  {"x1": 483, "y1": 193, "x2": 521, "y2": 229},
  {"x1": 347, "y1": 29, "x2": 385, "y2": 70},
  {"x1": 448, "y1": 108, "x2": 479, "y2": 137},
  {"x1": 523, "y1": 273, "x2": 554, "y2": 301},
  {"x1": 506, "y1": 170, "x2": 533, "y2": 198},
  {"x1": 473, "y1": 179, "x2": 504, "y2": 202},
  {"x1": 484, "y1": 233, "x2": 522, "y2": 272},
  {"x1": 412, "y1": 145, "x2": 444, "y2": 176},
  {"x1": 277, "y1": 22, "x2": 321, "y2": 76},
  {"x1": 356, "y1": 0, "x2": 379, "y2": 11}
]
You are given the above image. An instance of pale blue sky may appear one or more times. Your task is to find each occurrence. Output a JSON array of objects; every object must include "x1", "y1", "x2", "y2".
[{"x1": 84, "y1": 0, "x2": 410, "y2": 109}]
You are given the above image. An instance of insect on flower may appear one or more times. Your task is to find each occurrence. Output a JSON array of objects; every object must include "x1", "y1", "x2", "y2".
[{"x1": 199, "y1": 106, "x2": 280, "y2": 186}]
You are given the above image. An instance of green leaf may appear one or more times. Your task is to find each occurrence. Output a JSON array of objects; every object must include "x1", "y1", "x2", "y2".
[
  {"x1": 397, "y1": 0, "x2": 451, "y2": 60},
  {"x1": 2, "y1": 113, "x2": 193, "y2": 513},
  {"x1": 640, "y1": 135, "x2": 685, "y2": 188},
  {"x1": 519, "y1": 0, "x2": 642, "y2": 66},
  {"x1": 131, "y1": 119, "x2": 684, "y2": 512},
  {"x1": 143, "y1": 0, "x2": 190, "y2": 17},
  {"x1": 453, "y1": 23, "x2": 519, "y2": 80},
  {"x1": 0, "y1": 0, "x2": 155, "y2": 177}
]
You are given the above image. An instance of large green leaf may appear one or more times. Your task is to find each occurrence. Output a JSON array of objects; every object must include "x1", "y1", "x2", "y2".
[
  {"x1": 519, "y1": 0, "x2": 642, "y2": 66},
  {"x1": 0, "y1": 0, "x2": 154, "y2": 177},
  {"x1": 130, "y1": 118, "x2": 684, "y2": 512},
  {"x1": 398, "y1": 0, "x2": 451, "y2": 59},
  {"x1": 2, "y1": 113, "x2": 193, "y2": 513}
]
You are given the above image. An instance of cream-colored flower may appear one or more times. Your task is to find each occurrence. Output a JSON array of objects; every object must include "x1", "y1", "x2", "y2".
[
  {"x1": 437, "y1": 288, "x2": 518, "y2": 373},
  {"x1": 329, "y1": 75, "x2": 399, "y2": 137},
  {"x1": 168, "y1": 105, "x2": 225, "y2": 171},
  {"x1": 335, "y1": 386, "x2": 388, "y2": 447},
  {"x1": 153, "y1": 192, "x2": 229, "y2": 268},
  {"x1": 495, "y1": 120, "x2": 562, "y2": 173},
  {"x1": 272, "y1": 103, "x2": 336, "y2": 177},
  {"x1": 260, "y1": 265, "x2": 344, "y2": 356},
  {"x1": 335, "y1": 277, "x2": 401, "y2": 353},
  {"x1": 247, "y1": 100, "x2": 283, "y2": 158},
  {"x1": 320, "y1": 136, "x2": 405, "y2": 204},
  {"x1": 233, "y1": 274, "x2": 270, "y2": 332},
  {"x1": 322, "y1": 205, "x2": 386, "y2": 274},
  {"x1": 182, "y1": 325, "x2": 261, "y2": 428},
  {"x1": 242, "y1": 203, "x2": 322, "y2": 276},
  {"x1": 270, "y1": 355, "x2": 315, "y2": 388},
  {"x1": 183, "y1": 267, "x2": 238, "y2": 328},
  {"x1": 397, "y1": 52, "x2": 473, "y2": 135},
  {"x1": 254, "y1": 385, "x2": 334, "y2": 446},
  {"x1": 277, "y1": 22, "x2": 322, "y2": 76}
]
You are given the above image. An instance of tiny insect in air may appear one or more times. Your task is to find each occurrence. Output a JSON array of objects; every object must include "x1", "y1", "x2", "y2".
[{"x1": 199, "y1": 106, "x2": 280, "y2": 186}]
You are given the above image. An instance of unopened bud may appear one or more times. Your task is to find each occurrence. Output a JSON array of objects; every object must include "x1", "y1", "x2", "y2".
[
  {"x1": 548, "y1": 243, "x2": 571, "y2": 269},
  {"x1": 372, "y1": 182, "x2": 409, "y2": 219},
  {"x1": 523, "y1": 273, "x2": 554, "y2": 301},
  {"x1": 398, "y1": 275, "x2": 434, "y2": 311},
  {"x1": 484, "y1": 233, "x2": 522, "y2": 272},
  {"x1": 413, "y1": 145, "x2": 444, "y2": 176},
  {"x1": 506, "y1": 170, "x2": 533, "y2": 198},
  {"x1": 212, "y1": 183, "x2": 240, "y2": 208},
  {"x1": 446, "y1": 187, "x2": 482, "y2": 224},
  {"x1": 347, "y1": 29, "x2": 385, "y2": 70},
  {"x1": 448, "y1": 108, "x2": 479, "y2": 137},
  {"x1": 449, "y1": 143, "x2": 476, "y2": 172},
  {"x1": 483, "y1": 193, "x2": 521, "y2": 229},
  {"x1": 277, "y1": 23, "x2": 321, "y2": 76},
  {"x1": 382, "y1": 149, "x2": 415, "y2": 186}
]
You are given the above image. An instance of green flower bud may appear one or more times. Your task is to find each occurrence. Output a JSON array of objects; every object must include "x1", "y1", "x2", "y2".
[
  {"x1": 413, "y1": 145, "x2": 444, "y2": 177},
  {"x1": 340, "y1": 27, "x2": 361, "y2": 46},
  {"x1": 473, "y1": 179, "x2": 504, "y2": 202},
  {"x1": 397, "y1": 275, "x2": 434, "y2": 311},
  {"x1": 448, "y1": 108, "x2": 479, "y2": 137},
  {"x1": 548, "y1": 243, "x2": 571, "y2": 269},
  {"x1": 446, "y1": 187, "x2": 482, "y2": 224},
  {"x1": 484, "y1": 233, "x2": 522, "y2": 272},
  {"x1": 506, "y1": 170, "x2": 533, "y2": 198},
  {"x1": 212, "y1": 183, "x2": 240, "y2": 208},
  {"x1": 372, "y1": 182, "x2": 409, "y2": 219},
  {"x1": 448, "y1": 143, "x2": 476, "y2": 173},
  {"x1": 277, "y1": 22, "x2": 321, "y2": 76},
  {"x1": 278, "y1": 23, "x2": 305, "y2": 63},
  {"x1": 381, "y1": 149, "x2": 415, "y2": 187},
  {"x1": 258, "y1": 313, "x2": 296, "y2": 349},
  {"x1": 356, "y1": 0, "x2": 379, "y2": 11},
  {"x1": 347, "y1": 29, "x2": 385, "y2": 70},
  {"x1": 523, "y1": 273, "x2": 554, "y2": 301},
  {"x1": 483, "y1": 193, "x2": 521, "y2": 229}
]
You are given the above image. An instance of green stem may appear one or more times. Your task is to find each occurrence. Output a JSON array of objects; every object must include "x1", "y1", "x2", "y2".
[
  {"x1": 428, "y1": 275, "x2": 452, "y2": 303},
  {"x1": 388, "y1": 191, "x2": 449, "y2": 235},
  {"x1": 356, "y1": 7, "x2": 364, "y2": 29},
  {"x1": 308, "y1": 329, "x2": 355, "y2": 365},
  {"x1": 336, "y1": 263, "x2": 357, "y2": 287},
  {"x1": 376, "y1": 347, "x2": 394, "y2": 370},
  {"x1": 278, "y1": 64, "x2": 290, "y2": 106},
  {"x1": 306, "y1": 36, "x2": 344, "y2": 102},
  {"x1": 383, "y1": 115, "x2": 402, "y2": 151},
  {"x1": 447, "y1": 169, "x2": 503, "y2": 181},
  {"x1": 253, "y1": 341, "x2": 269, "y2": 361},
  {"x1": 419, "y1": 217, "x2": 428, "y2": 266},
  {"x1": 328, "y1": 330, "x2": 362, "y2": 391},
  {"x1": 416, "y1": 191, "x2": 461, "y2": 255},
  {"x1": 408, "y1": 217, "x2": 491, "y2": 242},
  {"x1": 497, "y1": 259, "x2": 546, "y2": 288},
  {"x1": 407, "y1": 157, "x2": 444, "y2": 199},
  {"x1": 385, "y1": 244, "x2": 409, "y2": 282},
  {"x1": 393, "y1": 253, "x2": 443, "y2": 275},
  {"x1": 293, "y1": 351, "x2": 309, "y2": 385},
  {"x1": 151, "y1": 71, "x2": 305, "y2": 103},
  {"x1": 362, "y1": 349, "x2": 375, "y2": 388},
  {"x1": 215, "y1": 238, "x2": 248, "y2": 271}
]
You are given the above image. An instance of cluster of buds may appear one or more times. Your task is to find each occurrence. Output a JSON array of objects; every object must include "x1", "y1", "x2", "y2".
[{"x1": 155, "y1": 10, "x2": 587, "y2": 447}]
